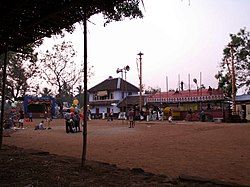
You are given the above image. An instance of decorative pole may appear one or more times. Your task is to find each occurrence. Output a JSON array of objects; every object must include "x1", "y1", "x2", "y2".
[{"x1": 137, "y1": 52, "x2": 143, "y2": 111}]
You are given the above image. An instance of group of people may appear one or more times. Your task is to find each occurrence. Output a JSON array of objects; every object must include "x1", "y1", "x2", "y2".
[
  {"x1": 34, "y1": 111, "x2": 52, "y2": 130},
  {"x1": 64, "y1": 110, "x2": 81, "y2": 133},
  {"x1": 34, "y1": 120, "x2": 46, "y2": 130},
  {"x1": 6, "y1": 109, "x2": 25, "y2": 129}
]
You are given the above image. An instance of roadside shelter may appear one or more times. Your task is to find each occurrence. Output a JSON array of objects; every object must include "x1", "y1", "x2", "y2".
[{"x1": 236, "y1": 94, "x2": 250, "y2": 122}]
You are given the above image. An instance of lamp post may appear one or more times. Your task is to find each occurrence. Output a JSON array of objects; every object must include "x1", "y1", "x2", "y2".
[
  {"x1": 137, "y1": 52, "x2": 143, "y2": 112},
  {"x1": 116, "y1": 65, "x2": 130, "y2": 113}
]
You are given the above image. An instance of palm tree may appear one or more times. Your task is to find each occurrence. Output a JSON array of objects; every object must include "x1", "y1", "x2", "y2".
[{"x1": 41, "y1": 87, "x2": 52, "y2": 97}]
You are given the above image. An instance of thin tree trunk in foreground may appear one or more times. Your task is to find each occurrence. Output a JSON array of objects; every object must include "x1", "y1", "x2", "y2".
[{"x1": 0, "y1": 45, "x2": 8, "y2": 149}]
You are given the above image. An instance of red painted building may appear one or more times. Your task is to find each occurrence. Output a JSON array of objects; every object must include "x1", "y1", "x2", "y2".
[{"x1": 146, "y1": 89, "x2": 230, "y2": 121}]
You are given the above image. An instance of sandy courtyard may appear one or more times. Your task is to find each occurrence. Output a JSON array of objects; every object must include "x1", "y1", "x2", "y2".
[{"x1": 3, "y1": 119, "x2": 250, "y2": 186}]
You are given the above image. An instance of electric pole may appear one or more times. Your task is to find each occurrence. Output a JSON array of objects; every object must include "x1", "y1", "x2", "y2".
[
  {"x1": 137, "y1": 52, "x2": 143, "y2": 111},
  {"x1": 82, "y1": 4, "x2": 88, "y2": 166}
]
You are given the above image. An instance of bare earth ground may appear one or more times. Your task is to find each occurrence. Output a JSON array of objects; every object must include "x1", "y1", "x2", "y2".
[{"x1": 2, "y1": 119, "x2": 250, "y2": 186}]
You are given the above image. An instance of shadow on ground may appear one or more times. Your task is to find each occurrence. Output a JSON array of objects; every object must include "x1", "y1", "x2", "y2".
[{"x1": 0, "y1": 145, "x2": 246, "y2": 187}]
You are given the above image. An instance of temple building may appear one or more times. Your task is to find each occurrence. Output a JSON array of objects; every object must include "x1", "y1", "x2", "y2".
[{"x1": 146, "y1": 88, "x2": 230, "y2": 121}]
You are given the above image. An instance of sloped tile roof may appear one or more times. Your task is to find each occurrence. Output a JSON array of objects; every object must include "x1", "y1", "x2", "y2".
[
  {"x1": 147, "y1": 89, "x2": 225, "y2": 103},
  {"x1": 117, "y1": 95, "x2": 148, "y2": 107},
  {"x1": 88, "y1": 77, "x2": 139, "y2": 93},
  {"x1": 236, "y1": 94, "x2": 250, "y2": 102}
]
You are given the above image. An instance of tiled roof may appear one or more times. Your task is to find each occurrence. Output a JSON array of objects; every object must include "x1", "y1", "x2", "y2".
[
  {"x1": 117, "y1": 95, "x2": 148, "y2": 107},
  {"x1": 236, "y1": 94, "x2": 250, "y2": 102},
  {"x1": 147, "y1": 89, "x2": 225, "y2": 103},
  {"x1": 88, "y1": 77, "x2": 139, "y2": 93}
]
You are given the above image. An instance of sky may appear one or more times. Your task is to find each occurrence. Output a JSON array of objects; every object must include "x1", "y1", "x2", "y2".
[{"x1": 39, "y1": 0, "x2": 250, "y2": 94}]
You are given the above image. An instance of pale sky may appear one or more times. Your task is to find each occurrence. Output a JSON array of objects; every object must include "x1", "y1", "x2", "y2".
[{"x1": 39, "y1": 0, "x2": 250, "y2": 94}]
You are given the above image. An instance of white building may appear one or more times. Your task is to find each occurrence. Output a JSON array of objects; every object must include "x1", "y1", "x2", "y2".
[{"x1": 88, "y1": 77, "x2": 139, "y2": 118}]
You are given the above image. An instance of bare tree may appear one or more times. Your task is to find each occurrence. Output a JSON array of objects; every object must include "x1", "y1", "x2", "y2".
[{"x1": 38, "y1": 41, "x2": 86, "y2": 96}]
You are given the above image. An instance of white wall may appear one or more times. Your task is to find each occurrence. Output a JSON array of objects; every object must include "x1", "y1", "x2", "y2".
[{"x1": 90, "y1": 105, "x2": 120, "y2": 115}]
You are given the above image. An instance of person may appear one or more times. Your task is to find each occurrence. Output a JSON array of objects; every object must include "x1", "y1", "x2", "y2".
[
  {"x1": 18, "y1": 109, "x2": 24, "y2": 128},
  {"x1": 9, "y1": 110, "x2": 15, "y2": 129},
  {"x1": 64, "y1": 110, "x2": 73, "y2": 133},
  {"x1": 44, "y1": 111, "x2": 48, "y2": 121},
  {"x1": 102, "y1": 111, "x2": 105, "y2": 120},
  {"x1": 186, "y1": 108, "x2": 193, "y2": 121},
  {"x1": 128, "y1": 109, "x2": 135, "y2": 128},
  {"x1": 110, "y1": 109, "x2": 114, "y2": 121},
  {"x1": 73, "y1": 111, "x2": 80, "y2": 132},
  {"x1": 107, "y1": 111, "x2": 111, "y2": 121},
  {"x1": 47, "y1": 118, "x2": 52, "y2": 129},
  {"x1": 87, "y1": 109, "x2": 92, "y2": 120},
  {"x1": 240, "y1": 109, "x2": 245, "y2": 121},
  {"x1": 34, "y1": 120, "x2": 46, "y2": 130},
  {"x1": 146, "y1": 109, "x2": 150, "y2": 122},
  {"x1": 200, "y1": 110, "x2": 206, "y2": 122},
  {"x1": 168, "y1": 109, "x2": 173, "y2": 123},
  {"x1": 28, "y1": 112, "x2": 33, "y2": 122}
]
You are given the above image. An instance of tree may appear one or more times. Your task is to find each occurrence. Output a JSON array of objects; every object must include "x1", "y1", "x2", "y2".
[
  {"x1": 41, "y1": 87, "x2": 52, "y2": 97},
  {"x1": 38, "y1": 41, "x2": 92, "y2": 96},
  {"x1": 216, "y1": 28, "x2": 250, "y2": 94},
  {"x1": 215, "y1": 72, "x2": 232, "y2": 97},
  {"x1": 0, "y1": 44, "x2": 38, "y2": 102},
  {"x1": 76, "y1": 85, "x2": 84, "y2": 95},
  {"x1": 144, "y1": 86, "x2": 161, "y2": 94}
]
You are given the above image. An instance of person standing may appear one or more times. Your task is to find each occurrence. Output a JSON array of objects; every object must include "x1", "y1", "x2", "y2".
[
  {"x1": 102, "y1": 111, "x2": 105, "y2": 120},
  {"x1": 28, "y1": 112, "x2": 33, "y2": 122},
  {"x1": 128, "y1": 109, "x2": 135, "y2": 128},
  {"x1": 73, "y1": 111, "x2": 80, "y2": 132},
  {"x1": 168, "y1": 109, "x2": 173, "y2": 123},
  {"x1": 200, "y1": 110, "x2": 206, "y2": 122},
  {"x1": 64, "y1": 110, "x2": 72, "y2": 133},
  {"x1": 44, "y1": 111, "x2": 48, "y2": 122},
  {"x1": 110, "y1": 109, "x2": 114, "y2": 121},
  {"x1": 18, "y1": 109, "x2": 24, "y2": 128},
  {"x1": 87, "y1": 109, "x2": 92, "y2": 120}
]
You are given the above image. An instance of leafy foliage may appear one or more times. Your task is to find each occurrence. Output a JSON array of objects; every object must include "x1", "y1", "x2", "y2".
[
  {"x1": 216, "y1": 28, "x2": 250, "y2": 94},
  {"x1": 41, "y1": 87, "x2": 52, "y2": 97},
  {"x1": 0, "y1": 0, "x2": 143, "y2": 54},
  {"x1": 215, "y1": 72, "x2": 232, "y2": 97},
  {"x1": 0, "y1": 44, "x2": 38, "y2": 101},
  {"x1": 144, "y1": 86, "x2": 161, "y2": 94}
]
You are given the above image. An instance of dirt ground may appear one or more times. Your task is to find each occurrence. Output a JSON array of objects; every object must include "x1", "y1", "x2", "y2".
[{"x1": 3, "y1": 119, "x2": 250, "y2": 186}]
